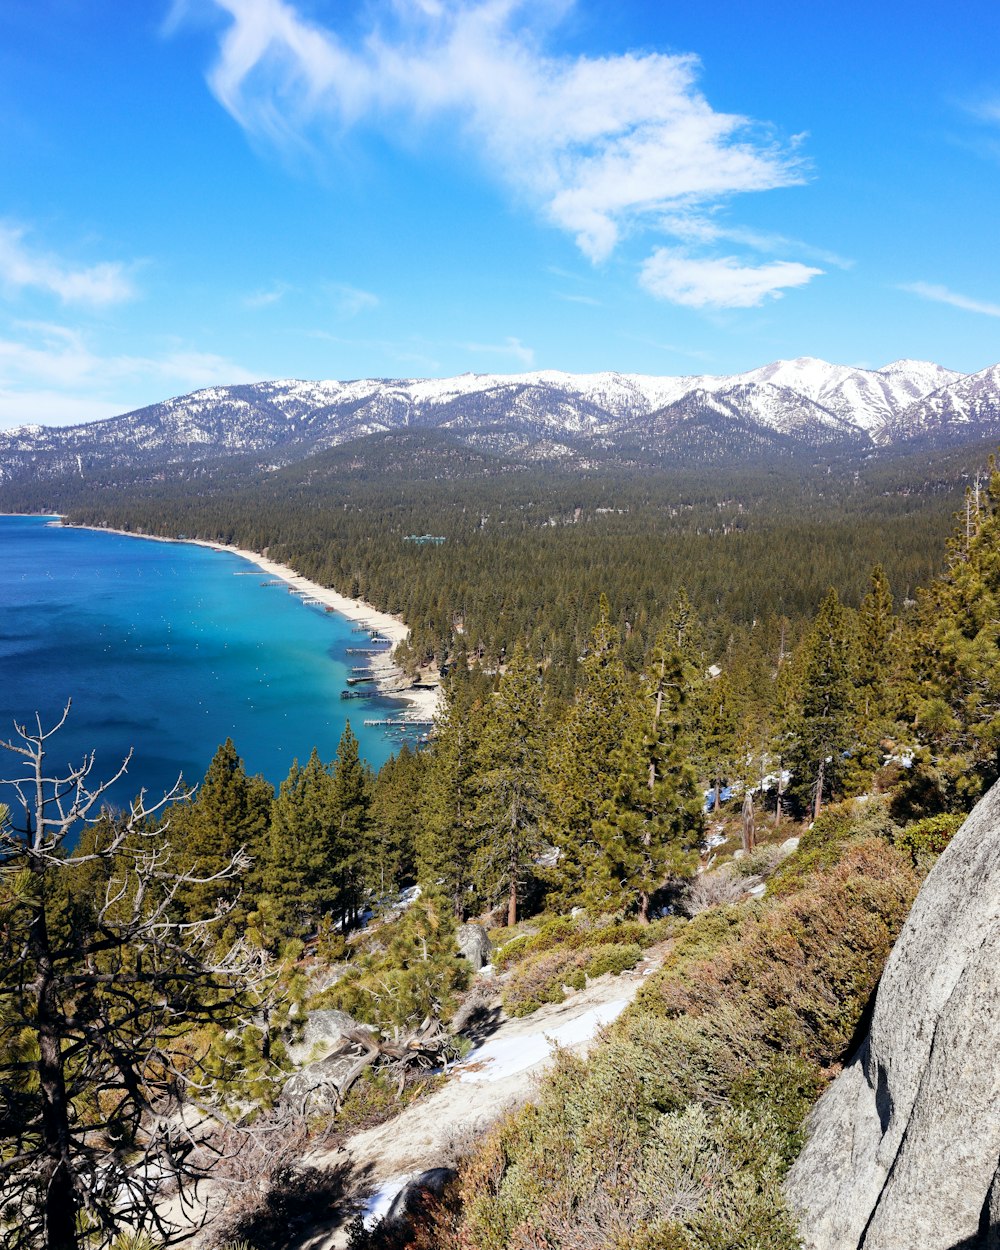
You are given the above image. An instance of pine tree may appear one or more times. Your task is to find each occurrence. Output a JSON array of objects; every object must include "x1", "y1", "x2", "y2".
[
  {"x1": 323, "y1": 887, "x2": 470, "y2": 1030},
  {"x1": 263, "y1": 748, "x2": 339, "y2": 939},
  {"x1": 853, "y1": 564, "x2": 898, "y2": 779},
  {"x1": 906, "y1": 463, "x2": 1000, "y2": 806},
  {"x1": 471, "y1": 644, "x2": 547, "y2": 926},
  {"x1": 784, "y1": 588, "x2": 859, "y2": 818},
  {"x1": 416, "y1": 674, "x2": 485, "y2": 917},
  {"x1": 544, "y1": 597, "x2": 635, "y2": 907},
  {"x1": 367, "y1": 744, "x2": 424, "y2": 897},
  {"x1": 699, "y1": 672, "x2": 741, "y2": 812},
  {"x1": 328, "y1": 721, "x2": 370, "y2": 927},
  {"x1": 591, "y1": 632, "x2": 702, "y2": 919},
  {"x1": 171, "y1": 739, "x2": 272, "y2": 924}
]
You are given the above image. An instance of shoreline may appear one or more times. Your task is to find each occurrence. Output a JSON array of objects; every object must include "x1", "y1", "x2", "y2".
[{"x1": 60, "y1": 520, "x2": 443, "y2": 723}]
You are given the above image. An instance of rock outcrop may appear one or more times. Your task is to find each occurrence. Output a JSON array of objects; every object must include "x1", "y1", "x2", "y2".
[
  {"x1": 456, "y1": 923, "x2": 492, "y2": 970},
  {"x1": 785, "y1": 782, "x2": 1000, "y2": 1249}
]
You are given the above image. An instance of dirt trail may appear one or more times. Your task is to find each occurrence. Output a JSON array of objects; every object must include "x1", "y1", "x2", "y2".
[{"x1": 297, "y1": 946, "x2": 669, "y2": 1249}]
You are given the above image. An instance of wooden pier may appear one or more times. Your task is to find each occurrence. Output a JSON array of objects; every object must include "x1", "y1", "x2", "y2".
[
  {"x1": 340, "y1": 689, "x2": 378, "y2": 700},
  {"x1": 363, "y1": 717, "x2": 434, "y2": 728},
  {"x1": 346, "y1": 675, "x2": 377, "y2": 686}
]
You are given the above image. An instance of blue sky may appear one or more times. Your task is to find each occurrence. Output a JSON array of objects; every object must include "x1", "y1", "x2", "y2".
[{"x1": 1, "y1": 0, "x2": 999, "y2": 427}]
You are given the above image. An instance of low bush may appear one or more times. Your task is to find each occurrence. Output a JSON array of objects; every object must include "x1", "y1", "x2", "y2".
[
  {"x1": 583, "y1": 941, "x2": 643, "y2": 980},
  {"x1": 894, "y1": 811, "x2": 964, "y2": 865},
  {"x1": 493, "y1": 914, "x2": 672, "y2": 972},
  {"x1": 501, "y1": 938, "x2": 647, "y2": 1017},
  {"x1": 338, "y1": 1069, "x2": 445, "y2": 1133}
]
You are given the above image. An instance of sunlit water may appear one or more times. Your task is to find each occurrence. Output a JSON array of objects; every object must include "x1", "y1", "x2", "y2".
[{"x1": 0, "y1": 515, "x2": 411, "y2": 810}]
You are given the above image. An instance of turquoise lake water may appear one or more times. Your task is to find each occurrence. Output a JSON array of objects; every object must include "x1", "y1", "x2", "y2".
[{"x1": 0, "y1": 515, "x2": 410, "y2": 808}]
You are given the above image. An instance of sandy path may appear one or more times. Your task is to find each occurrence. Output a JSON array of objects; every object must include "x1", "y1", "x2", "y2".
[
  {"x1": 298, "y1": 951, "x2": 667, "y2": 1249},
  {"x1": 63, "y1": 521, "x2": 442, "y2": 720}
]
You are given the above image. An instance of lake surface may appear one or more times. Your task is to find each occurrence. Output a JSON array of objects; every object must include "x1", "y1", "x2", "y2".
[{"x1": 0, "y1": 515, "x2": 411, "y2": 808}]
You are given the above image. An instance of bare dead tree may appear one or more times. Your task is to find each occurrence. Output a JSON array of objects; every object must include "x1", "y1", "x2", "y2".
[{"x1": 0, "y1": 703, "x2": 276, "y2": 1250}]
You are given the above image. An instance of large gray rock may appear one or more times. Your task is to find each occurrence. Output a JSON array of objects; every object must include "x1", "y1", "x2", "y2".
[
  {"x1": 785, "y1": 781, "x2": 1000, "y2": 1249},
  {"x1": 386, "y1": 1168, "x2": 457, "y2": 1224},
  {"x1": 286, "y1": 1007, "x2": 359, "y2": 1066},
  {"x1": 281, "y1": 1049, "x2": 361, "y2": 1110},
  {"x1": 456, "y1": 923, "x2": 492, "y2": 970},
  {"x1": 302, "y1": 1008, "x2": 358, "y2": 1052}
]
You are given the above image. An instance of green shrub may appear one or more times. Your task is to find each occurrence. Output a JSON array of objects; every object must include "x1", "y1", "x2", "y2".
[
  {"x1": 337, "y1": 1068, "x2": 444, "y2": 1132},
  {"x1": 493, "y1": 913, "x2": 673, "y2": 972},
  {"x1": 501, "y1": 936, "x2": 649, "y2": 1017},
  {"x1": 769, "y1": 796, "x2": 899, "y2": 896},
  {"x1": 584, "y1": 942, "x2": 642, "y2": 979},
  {"x1": 894, "y1": 811, "x2": 964, "y2": 864}
]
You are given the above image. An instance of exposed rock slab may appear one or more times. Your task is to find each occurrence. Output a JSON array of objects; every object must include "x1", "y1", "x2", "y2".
[
  {"x1": 785, "y1": 782, "x2": 1000, "y2": 1248},
  {"x1": 456, "y1": 922, "x2": 492, "y2": 969}
]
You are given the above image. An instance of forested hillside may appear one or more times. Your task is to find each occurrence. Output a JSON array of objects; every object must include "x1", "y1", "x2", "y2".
[{"x1": 4, "y1": 430, "x2": 994, "y2": 684}]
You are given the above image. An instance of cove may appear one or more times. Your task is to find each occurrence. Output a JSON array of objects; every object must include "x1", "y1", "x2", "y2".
[{"x1": 0, "y1": 515, "x2": 412, "y2": 809}]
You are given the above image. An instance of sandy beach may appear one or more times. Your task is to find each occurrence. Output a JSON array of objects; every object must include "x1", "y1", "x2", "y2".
[{"x1": 62, "y1": 521, "x2": 443, "y2": 722}]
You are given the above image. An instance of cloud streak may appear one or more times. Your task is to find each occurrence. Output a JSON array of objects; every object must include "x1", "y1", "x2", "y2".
[
  {"x1": 900, "y1": 281, "x2": 1000, "y2": 319},
  {"x1": 462, "y1": 335, "x2": 534, "y2": 367},
  {"x1": 640, "y1": 250, "x2": 821, "y2": 309},
  {"x1": 0, "y1": 224, "x2": 136, "y2": 307},
  {"x1": 185, "y1": 0, "x2": 809, "y2": 274},
  {"x1": 0, "y1": 320, "x2": 258, "y2": 427}
]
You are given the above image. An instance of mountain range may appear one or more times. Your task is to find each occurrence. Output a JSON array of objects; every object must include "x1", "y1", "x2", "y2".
[{"x1": 3, "y1": 356, "x2": 1000, "y2": 482}]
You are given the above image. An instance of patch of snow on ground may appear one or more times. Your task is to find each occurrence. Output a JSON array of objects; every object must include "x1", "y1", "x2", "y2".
[
  {"x1": 361, "y1": 1173, "x2": 415, "y2": 1228},
  {"x1": 456, "y1": 998, "x2": 631, "y2": 1084}
]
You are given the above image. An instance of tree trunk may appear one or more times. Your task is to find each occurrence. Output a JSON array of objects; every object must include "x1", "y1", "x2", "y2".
[
  {"x1": 507, "y1": 876, "x2": 517, "y2": 928},
  {"x1": 775, "y1": 756, "x2": 784, "y2": 826},
  {"x1": 814, "y1": 758, "x2": 825, "y2": 821},
  {"x1": 741, "y1": 792, "x2": 756, "y2": 853},
  {"x1": 29, "y1": 895, "x2": 79, "y2": 1250}
]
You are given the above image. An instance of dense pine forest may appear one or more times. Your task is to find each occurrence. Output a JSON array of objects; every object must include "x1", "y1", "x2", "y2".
[{"x1": 5, "y1": 434, "x2": 1000, "y2": 1248}]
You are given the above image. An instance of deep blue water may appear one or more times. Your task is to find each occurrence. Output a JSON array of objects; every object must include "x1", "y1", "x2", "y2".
[{"x1": 0, "y1": 515, "x2": 410, "y2": 809}]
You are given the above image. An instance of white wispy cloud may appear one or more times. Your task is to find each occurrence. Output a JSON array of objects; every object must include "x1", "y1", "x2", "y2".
[
  {"x1": 900, "y1": 281, "x2": 1000, "y2": 319},
  {"x1": 462, "y1": 336, "x2": 535, "y2": 367},
  {"x1": 327, "y1": 282, "x2": 379, "y2": 317},
  {"x1": 181, "y1": 0, "x2": 807, "y2": 268},
  {"x1": 657, "y1": 214, "x2": 853, "y2": 269},
  {"x1": 0, "y1": 321, "x2": 258, "y2": 427},
  {"x1": 639, "y1": 251, "x2": 821, "y2": 309},
  {"x1": 0, "y1": 224, "x2": 136, "y2": 307},
  {"x1": 556, "y1": 292, "x2": 601, "y2": 306},
  {"x1": 962, "y1": 97, "x2": 1000, "y2": 126},
  {"x1": 243, "y1": 281, "x2": 292, "y2": 308}
]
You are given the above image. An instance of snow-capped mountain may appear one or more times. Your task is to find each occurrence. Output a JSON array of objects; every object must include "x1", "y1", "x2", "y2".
[
  {"x1": 1, "y1": 357, "x2": 997, "y2": 483},
  {"x1": 885, "y1": 363, "x2": 1000, "y2": 442}
]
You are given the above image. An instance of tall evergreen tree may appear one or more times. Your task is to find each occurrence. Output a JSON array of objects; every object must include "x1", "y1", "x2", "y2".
[
  {"x1": 699, "y1": 672, "x2": 741, "y2": 812},
  {"x1": 544, "y1": 597, "x2": 635, "y2": 906},
  {"x1": 906, "y1": 464, "x2": 1000, "y2": 806},
  {"x1": 854, "y1": 563, "x2": 898, "y2": 778},
  {"x1": 328, "y1": 721, "x2": 370, "y2": 927},
  {"x1": 592, "y1": 632, "x2": 702, "y2": 919},
  {"x1": 264, "y1": 748, "x2": 339, "y2": 939},
  {"x1": 417, "y1": 673, "x2": 485, "y2": 917},
  {"x1": 171, "y1": 739, "x2": 273, "y2": 924},
  {"x1": 367, "y1": 744, "x2": 424, "y2": 897},
  {"x1": 784, "y1": 588, "x2": 859, "y2": 818},
  {"x1": 471, "y1": 644, "x2": 547, "y2": 926}
]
